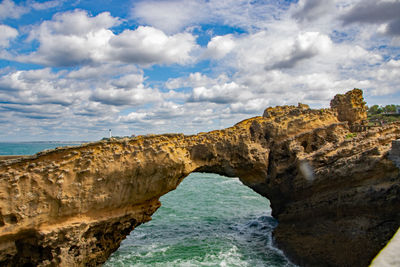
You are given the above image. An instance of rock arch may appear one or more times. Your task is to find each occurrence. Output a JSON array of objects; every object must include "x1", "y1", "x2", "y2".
[{"x1": 0, "y1": 91, "x2": 400, "y2": 266}]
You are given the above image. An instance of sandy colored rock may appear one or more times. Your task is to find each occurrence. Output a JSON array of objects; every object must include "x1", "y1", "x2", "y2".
[
  {"x1": 330, "y1": 88, "x2": 367, "y2": 124},
  {"x1": 0, "y1": 89, "x2": 399, "y2": 266}
]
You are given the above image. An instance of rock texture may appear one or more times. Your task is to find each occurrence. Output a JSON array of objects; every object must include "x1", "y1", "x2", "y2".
[
  {"x1": 0, "y1": 89, "x2": 399, "y2": 266},
  {"x1": 330, "y1": 88, "x2": 367, "y2": 124}
]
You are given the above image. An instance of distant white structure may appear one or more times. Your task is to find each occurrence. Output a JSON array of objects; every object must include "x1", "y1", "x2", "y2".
[
  {"x1": 396, "y1": 106, "x2": 400, "y2": 114},
  {"x1": 109, "y1": 129, "x2": 112, "y2": 138}
]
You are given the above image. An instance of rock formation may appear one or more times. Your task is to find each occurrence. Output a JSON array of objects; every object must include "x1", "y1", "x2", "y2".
[
  {"x1": 0, "y1": 89, "x2": 399, "y2": 266},
  {"x1": 330, "y1": 88, "x2": 367, "y2": 124}
]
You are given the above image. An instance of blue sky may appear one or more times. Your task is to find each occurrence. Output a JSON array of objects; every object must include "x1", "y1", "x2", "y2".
[{"x1": 0, "y1": 0, "x2": 400, "y2": 141}]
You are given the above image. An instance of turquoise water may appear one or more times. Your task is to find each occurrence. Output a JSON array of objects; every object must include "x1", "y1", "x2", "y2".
[
  {"x1": 1, "y1": 142, "x2": 295, "y2": 266},
  {"x1": 105, "y1": 173, "x2": 296, "y2": 267},
  {"x1": 0, "y1": 142, "x2": 84, "y2": 155}
]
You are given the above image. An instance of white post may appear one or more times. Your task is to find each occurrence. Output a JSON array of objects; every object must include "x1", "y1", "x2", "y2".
[{"x1": 109, "y1": 129, "x2": 112, "y2": 138}]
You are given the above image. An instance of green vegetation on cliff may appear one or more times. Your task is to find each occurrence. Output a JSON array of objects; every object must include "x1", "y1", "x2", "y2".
[{"x1": 367, "y1": 104, "x2": 400, "y2": 124}]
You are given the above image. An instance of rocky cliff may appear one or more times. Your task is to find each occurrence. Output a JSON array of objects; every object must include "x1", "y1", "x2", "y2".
[
  {"x1": 330, "y1": 88, "x2": 367, "y2": 124},
  {"x1": 0, "y1": 89, "x2": 399, "y2": 266}
]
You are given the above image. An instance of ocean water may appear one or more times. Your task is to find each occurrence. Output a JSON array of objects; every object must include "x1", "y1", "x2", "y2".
[
  {"x1": 1, "y1": 142, "x2": 295, "y2": 266},
  {"x1": 0, "y1": 141, "x2": 84, "y2": 155},
  {"x1": 105, "y1": 173, "x2": 296, "y2": 267}
]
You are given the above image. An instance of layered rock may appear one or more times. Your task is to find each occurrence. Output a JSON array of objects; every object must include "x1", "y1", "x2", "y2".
[{"x1": 0, "y1": 90, "x2": 399, "y2": 266}]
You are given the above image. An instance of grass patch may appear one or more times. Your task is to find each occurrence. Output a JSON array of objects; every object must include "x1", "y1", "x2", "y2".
[{"x1": 345, "y1": 133, "x2": 357, "y2": 139}]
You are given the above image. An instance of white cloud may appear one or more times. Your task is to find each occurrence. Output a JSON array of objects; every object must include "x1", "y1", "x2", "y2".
[
  {"x1": 266, "y1": 31, "x2": 332, "y2": 69},
  {"x1": 90, "y1": 85, "x2": 162, "y2": 106},
  {"x1": 341, "y1": 0, "x2": 400, "y2": 35},
  {"x1": 66, "y1": 64, "x2": 139, "y2": 80},
  {"x1": 108, "y1": 26, "x2": 198, "y2": 65},
  {"x1": 228, "y1": 98, "x2": 271, "y2": 114},
  {"x1": 0, "y1": 24, "x2": 17, "y2": 47},
  {"x1": 21, "y1": 10, "x2": 119, "y2": 66},
  {"x1": 387, "y1": 59, "x2": 400, "y2": 68},
  {"x1": 120, "y1": 101, "x2": 185, "y2": 123},
  {"x1": 292, "y1": 0, "x2": 336, "y2": 22},
  {"x1": 30, "y1": 0, "x2": 63, "y2": 10},
  {"x1": 206, "y1": 34, "x2": 236, "y2": 59},
  {"x1": 188, "y1": 82, "x2": 253, "y2": 104},
  {"x1": 33, "y1": 9, "x2": 120, "y2": 36},
  {"x1": 166, "y1": 72, "x2": 229, "y2": 90},
  {"x1": 118, "y1": 101, "x2": 222, "y2": 133},
  {"x1": 19, "y1": 10, "x2": 199, "y2": 67},
  {"x1": 131, "y1": 0, "x2": 291, "y2": 33},
  {"x1": 1, "y1": 0, "x2": 400, "y2": 141},
  {"x1": 0, "y1": 66, "x2": 169, "y2": 140},
  {"x1": 132, "y1": 0, "x2": 206, "y2": 34},
  {"x1": 0, "y1": 0, "x2": 28, "y2": 20},
  {"x1": 111, "y1": 73, "x2": 144, "y2": 88}
]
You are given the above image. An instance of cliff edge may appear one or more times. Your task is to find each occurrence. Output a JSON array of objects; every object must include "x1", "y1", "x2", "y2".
[{"x1": 0, "y1": 89, "x2": 399, "y2": 266}]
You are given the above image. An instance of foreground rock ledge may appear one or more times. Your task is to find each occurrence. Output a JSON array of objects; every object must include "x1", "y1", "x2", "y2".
[{"x1": 0, "y1": 89, "x2": 399, "y2": 266}]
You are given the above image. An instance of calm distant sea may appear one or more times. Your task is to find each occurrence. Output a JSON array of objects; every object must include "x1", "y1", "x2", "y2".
[
  {"x1": 1, "y1": 142, "x2": 295, "y2": 266},
  {"x1": 0, "y1": 141, "x2": 85, "y2": 155}
]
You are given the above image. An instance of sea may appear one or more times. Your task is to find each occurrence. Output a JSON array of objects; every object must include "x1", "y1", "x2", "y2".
[{"x1": 0, "y1": 142, "x2": 296, "y2": 267}]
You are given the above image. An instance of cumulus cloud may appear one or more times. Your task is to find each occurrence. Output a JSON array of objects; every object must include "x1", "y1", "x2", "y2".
[
  {"x1": 90, "y1": 86, "x2": 162, "y2": 106},
  {"x1": 166, "y1": 72, "x2": 229, "y2": 90},
  {"x1": 0, "y1": 24, "x2": 18, "y2": 47},
  {"x1": 66, "y1": 64, "x2": 139, "y2": 80},
  {"x1": 0, "y1": 66, "x2": 158, "y2": 110},
  {"x1": 0, "y1": 65, "x2": 171, "y2": 141},
  {"x1": 341, "y1": 0, "x2": 400, "y2": 35},
  {"x1": 109, "y1": 26, "x2": 197, "y2": 65},
  {"x1": 19, "y1": 10, "x2": 198, "y2": 67},
  {"x1": 0, "y1": 68, "x2": 80, "y2": 107},
  {"x1": 205, "y1": 34, "x2": 236, "y2": 59},
  {"x1": 120, "y1": 101, "x2": 186, "y2": 123},
  {"x1": 228, "y1": 98, "x2": 271, "y2": 114},
  {"x1": 188, "y1": 82, "x2": 253, "y2": 104},
  {"x1": 180, "y1": 13, "x2": 388, "y2": 112},
  {"x1": 132, "y1": 0, "x2": 206, "y2": 34},
  {"x1": 292, "y1": 0, "x2": 336, "y2": 22},
  {"x1": 267, "y1": 32, "x2": 332, "y2": 69},
  {"x1": 31, "y1": 9, "x2": 119, "y2": 36},
  {"x1": 131, "y1": 0, "x2": 291, "y2": 33},
  {"x1": 0, "y1": 0, "x2": 28, "y2": 20},
  {"x1": 118, "y1": 101, "x2": 220, "y2": 133},
  {"x1": 1, "y1": 0, "x2": 400, "y2": 140},
  {"x1": 20, "y1": 10, "x2": 119, "y2": 66},
  {"x1": 30, "y1": 0, "x2": 64, "y2": 10}
]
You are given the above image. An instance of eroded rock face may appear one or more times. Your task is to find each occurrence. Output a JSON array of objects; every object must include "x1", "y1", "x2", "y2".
[
  {"x1": 0, "y1": 90, "x2": 399, "y2": 266},
  {"x1": 330, "y1": 88, "x2": 367, "y2": 124}
]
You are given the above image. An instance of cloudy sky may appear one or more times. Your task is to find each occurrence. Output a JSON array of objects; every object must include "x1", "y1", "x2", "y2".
[{"x1": 0, "y1": 0, "x2": 400, "y2": 141}]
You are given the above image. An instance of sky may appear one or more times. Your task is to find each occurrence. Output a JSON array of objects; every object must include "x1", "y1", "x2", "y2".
[{"x1": 0, "y1": 0, "x2": 400, "y2": 141}]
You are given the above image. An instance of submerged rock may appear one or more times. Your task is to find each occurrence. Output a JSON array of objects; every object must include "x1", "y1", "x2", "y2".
[{"x1": 0, "y1": 89, "x2": 399, "y2": 266}]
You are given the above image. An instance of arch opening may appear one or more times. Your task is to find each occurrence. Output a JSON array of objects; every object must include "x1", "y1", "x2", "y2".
[{"x1": 104, "y1": 172, "x2": 295, "y2": 266}]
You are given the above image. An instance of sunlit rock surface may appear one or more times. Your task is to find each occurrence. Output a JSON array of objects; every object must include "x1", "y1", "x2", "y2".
[
  {"x1": 0, "y1": 89, "x2": 399, "y2": 266},
  {"x1": 330, "y1": 88, "x2": 367, "y2": 124}
]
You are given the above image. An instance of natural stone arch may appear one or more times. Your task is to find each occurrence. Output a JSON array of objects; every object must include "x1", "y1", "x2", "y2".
[{"x1": 0, "y1": 90, "x2": 399, "y2": 266}]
